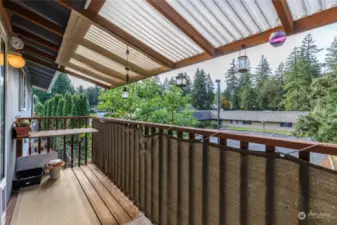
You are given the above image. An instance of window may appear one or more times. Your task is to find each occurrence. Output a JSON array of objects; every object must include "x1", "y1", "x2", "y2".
[
  {"x1": 280, "y1": 122, "x2": 293, "y2": 128},
  {"x1": 19, "y1": 70, "x2": 26, "y2": 110},
  {"x1": 230, "y1": 120, "x2": 233, "y2": 124},
  {"x1": 243, "y1": 121, "x2": 252, "y2": 125},
  {"x1": 230, "y1": 120, "x2": 239, "y2": 124}
]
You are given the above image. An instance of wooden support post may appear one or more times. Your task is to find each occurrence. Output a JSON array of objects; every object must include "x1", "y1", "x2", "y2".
[{"x1": 85, "y1": 118, "x2": 88, "y2": 165}]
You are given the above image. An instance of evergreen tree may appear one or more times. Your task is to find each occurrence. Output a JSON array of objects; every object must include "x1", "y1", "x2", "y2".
[
  {"x1": 163, "y1": 77, "x2": 170, "y2": 91},
  {"x1": 205, "y1": 74, "x2": 214, "y2": 109},
  {"x1": 63, "y1": 92, "x2": 73, "y2": 116},
  {"x1": 191, "y1": 68, "x2": 209, "y2": 109},
  {"x1": 239, "y1": 72, "x2": 254, "y2": 110},
  {"x1": 77, "y1": 85, "x2": 85, "y2": 94},
  {"x1": 51, "y1": 74, "x2": 75, "y2": 95},
  {"x1": 224, "y1": 59, "x2": 240, "y2": 108},
  {"x1": 52, "y1": 94, "x2": 62, "y2": 116},
  {"x1": 181, "y1": 73, "x2": 192, "y2": 96},
  {"x1": 325, "y1": 37, "x2": 337, "y2": 72},
  {"x1": 169, "y1": 77, "x2": 176, "y2": 86},
  {"x1": 273, "y1": 63, "x2": 285, "y2": 110},
  {"x1": 253, "y1": 55, "x2": 272, "y2": 87},
  {"x1": 254, "y1": 55, "x2": 272, "y2": 109},
  {"x1": 57, "y1": 98, "x2": 65, "y2": 116},
  {"x1": 71, "y1": 95, "x2": 79, "y2": 116},
  {"x1": 34, "y1": 102, "x2": 44, "y2": 117}
]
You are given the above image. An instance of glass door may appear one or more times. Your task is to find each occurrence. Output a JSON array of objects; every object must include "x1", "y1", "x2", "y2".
[{"x1": 0, "y1": 35, "x2": 6, "y2": 225}]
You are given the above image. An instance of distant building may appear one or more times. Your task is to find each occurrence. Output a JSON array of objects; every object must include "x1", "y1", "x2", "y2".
[{"x1": 193, "y1": 110, "x2": 308, "y2": 132}]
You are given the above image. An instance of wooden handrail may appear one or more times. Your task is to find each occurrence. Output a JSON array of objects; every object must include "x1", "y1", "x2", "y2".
[
  {"x1": 16, "y1": 116, "x2": 337, "y2": 156},
  {"x1": 92, "y1": 116, "x2": 337, "y2": 156}
]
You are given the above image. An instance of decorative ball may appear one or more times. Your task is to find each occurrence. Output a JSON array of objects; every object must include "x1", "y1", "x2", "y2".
[{"x1": 269, "y1": 31, "x2": 287, "y2": 47}]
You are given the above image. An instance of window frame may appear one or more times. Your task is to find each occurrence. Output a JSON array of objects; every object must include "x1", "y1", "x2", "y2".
[
  {"x1": 19, "y1": 69, "x2": 27, "y2": 111},
  {"x1": 280, "y1": 122, "x2": 293, "y2": 128},
  {"x1": 243, "y1": 121, "x2": 252, "y2": 125}
]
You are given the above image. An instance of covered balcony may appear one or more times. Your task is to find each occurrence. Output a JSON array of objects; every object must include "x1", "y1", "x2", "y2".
[{"x1": 8, "y1": 116, "x2": 337, "y2": 224}]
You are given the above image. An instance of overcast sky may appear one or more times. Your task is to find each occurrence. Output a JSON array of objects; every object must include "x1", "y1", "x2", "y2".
[{"x1": 69, "y1": 22, "x2": 337, "y2": 89}]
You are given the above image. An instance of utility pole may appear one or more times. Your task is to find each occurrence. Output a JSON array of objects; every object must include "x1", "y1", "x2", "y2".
[{"x1": 216, "y1": 79, "x2": 221, "y2": 130}]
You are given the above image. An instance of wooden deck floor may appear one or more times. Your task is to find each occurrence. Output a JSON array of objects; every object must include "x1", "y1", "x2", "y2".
[{"x1": 10, "y1": 164, "x2": 151, "y2": 225}]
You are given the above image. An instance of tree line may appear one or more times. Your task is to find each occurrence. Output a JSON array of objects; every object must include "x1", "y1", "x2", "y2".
[{"x1": 223, "y1": 33, "x2": 322, "y2": 111}]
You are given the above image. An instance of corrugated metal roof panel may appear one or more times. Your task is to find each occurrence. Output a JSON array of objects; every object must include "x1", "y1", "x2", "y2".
[{"x1": 98, "y1": 0, "x2": 204, "y2": 62}]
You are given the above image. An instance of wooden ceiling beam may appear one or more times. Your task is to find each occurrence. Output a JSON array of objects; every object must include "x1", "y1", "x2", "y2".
[
  {"x1": 56, "y1": 0, "x2": 174, "y2": 68},
  {"x1": 146, "y1": 0, "x2": 215, "y2": 56},
  {"x1": 24, "y1": 54, "x2": 58, "y2": 69},
  {"x1": 59, "y1": 66, "x2": 112, "y2": 89},
  {"x1": 272, "y1": 0, "x2": 294, "y2": 34},
  {"x1": 73, "y1": 53, "x2": 126, "y2": 82},
  {"x1": 13, "y1": 26, "x2": 59, "y2": 52},
  {"x1": 87, "y1": 0, "x2": 105, "y2": 15},
  {"x1": 4, "y1": 1, "x2": 63, "y2": 36},
  {"x1": 177, "y1": 6, "x2": 337, "y2": 68},
  {"x1": 66, "y1": 62, "x2": 122, "y2": 86},
  {"x1": 22, "y1": 45, "x2": 57, "y2": 62},
  {"x1": 81, "y1": 39, "x2": 152, "y2": 77},
  {"x1": 0, "y1": 0, "x2": 12, "y2": 34}
]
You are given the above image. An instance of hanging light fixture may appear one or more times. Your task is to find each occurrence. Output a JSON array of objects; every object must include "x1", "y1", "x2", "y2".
[
  {"x1": 8, "y1": 53, "x2": 25, "y2": 68},
  {"x1": 236, "y1": 44, "x2": 250, "y2": 73},
  {"x1": 176, "y1": 72, "x2": 187, "y2": 87},
  {"x1": 122, "y1": 46, "x2": 130, "y2": 99}
]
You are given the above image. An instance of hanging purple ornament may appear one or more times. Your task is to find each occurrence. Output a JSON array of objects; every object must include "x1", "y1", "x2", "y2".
[{"x1": 269, "y1": 31, "x2": 287, "y2": 47}]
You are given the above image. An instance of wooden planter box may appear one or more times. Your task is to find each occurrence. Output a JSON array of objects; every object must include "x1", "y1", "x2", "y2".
[{"x1": 15, "y1": 127, "x2": 30, "y2": 138}]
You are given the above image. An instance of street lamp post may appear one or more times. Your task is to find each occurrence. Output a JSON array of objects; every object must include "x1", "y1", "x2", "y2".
[{"x1": 216, "y1": 79, "x2": 221, "y2": 130}]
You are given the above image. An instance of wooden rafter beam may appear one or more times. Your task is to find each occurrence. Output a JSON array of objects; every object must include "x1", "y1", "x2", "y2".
[
  {"x1": 21, "y1": 45, "x2": 57, "y2": 62},
  {"x1": 59, "y1": 66, "x2": 112, "y2": 89},
  {"x1": 56, "y1": 0, "x2": 174, "y2": 68},
  {"x1": 0, "y1": 0, "x2": 12, "y2": 34},
  {"x1": 4, "y1": 1, "x2": 63, "y2": 36},
  {"x1": 272, "y1": 0, "x2": 294, "y2": 34},
  {"x1": 87, "y1": 0, "x2": 105, "y2": 15},
  {"x1": 24, "y1": 54, "x2": 58, "y2": 69},
  {"x1": 66, "y1": 62, "x2": 122, "y2": 86},
  {"x1": 73, "y1": 53, "x2": 126, "y2": 82},
  {"x1": 81, "y1": 39, "x2": 152, "y2": 77},
  {"x1": 146, "y1": 0, "x2": 215, "y2": 56},
  {"x1": 13, "y1": 26, "x2": 59, "y2": 52},
  {"x1": 177, "y1": 6, "x2": 337, "y2": 69}
]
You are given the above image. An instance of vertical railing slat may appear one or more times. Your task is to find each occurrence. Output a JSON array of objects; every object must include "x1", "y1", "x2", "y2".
[
  {"x1": 219, "y1": 137, "x2": 227, "y2": 225},
  {"x1": 71, "y1": 118, "x2": 74, "y2": 167},
  {"x1": 240, "y1": 141, "x2": 249, "y2": 225},
  {"x1": 266, "y1": 145, "x2": 275, "y2": 225},
  {"x1": 299, "y1": 151, "x2": 310, "y2": 225},
  {"x1": 85, "y1": 117, "x2": 88, "y2": 165}
]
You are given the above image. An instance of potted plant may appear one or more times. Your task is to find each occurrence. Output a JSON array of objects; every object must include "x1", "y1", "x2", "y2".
[{"x1": 15, "y1": 120, "x2": 31, "y2": 138}]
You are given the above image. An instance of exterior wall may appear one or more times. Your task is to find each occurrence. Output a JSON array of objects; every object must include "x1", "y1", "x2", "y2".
[
  {"x1": 222, "y1": 120, "x2": 295, "y2": 132},
  {"x1": 5, "y1": 66, "x2": 32, "y2": 202}
]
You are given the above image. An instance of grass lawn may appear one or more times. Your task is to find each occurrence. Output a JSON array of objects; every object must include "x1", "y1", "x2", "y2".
[{"x1": 224, "y1": 126, "x2": 293, "y2": 136}]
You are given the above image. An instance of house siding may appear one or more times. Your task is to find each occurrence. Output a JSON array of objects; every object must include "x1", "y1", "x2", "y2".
[
  {"x1": 222, "y1": 120, "x2": 295, "y2": 132},
  {"x1": 5, "y1": 66, "x2": 32, "y2": 202}
]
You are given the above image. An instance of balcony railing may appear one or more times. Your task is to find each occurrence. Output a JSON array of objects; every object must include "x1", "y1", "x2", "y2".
[
  {"x1": 16, "y1": 116, "x2": 93, "y2": 167},
  {"x1": 15, "y1": 116, "x2": 337, "y2": 224}
]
